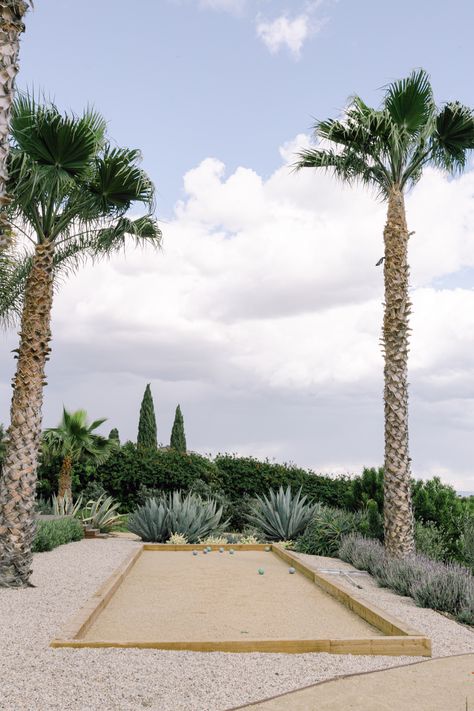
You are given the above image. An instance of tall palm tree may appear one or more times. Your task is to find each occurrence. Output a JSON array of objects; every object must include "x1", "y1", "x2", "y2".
[
  {"x1": 0, "y1": 1, "x2": 31, "y2": 248},
  {"x1": 0, "y1": 95, "x2": 162, "y2": 586},
  {"x1": 43, "y1": 408, "x2": 117, "y2": 501},
  {"x1": 295, "y1": 70, "x2": 474, "y2": 557}
]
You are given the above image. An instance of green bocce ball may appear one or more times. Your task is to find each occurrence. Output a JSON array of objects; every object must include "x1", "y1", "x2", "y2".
[
  {"x1": 229, "y1": 549, "x2": 235, "y2": 555},
  {"x1": 258, "y1": 568, "x2": 265, "y2": 575},
  {"x1": 265, "y1": 546, "x2": 271, "y2": 552}
]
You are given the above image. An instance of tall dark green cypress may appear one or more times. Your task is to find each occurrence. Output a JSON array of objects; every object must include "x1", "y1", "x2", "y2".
[
  {"x1": 108, "y1": 428, "x2": 120, "y2": 445},
  {"x1": 137, "y1": 384, "x2": 157, "y2": 449},
  {"x1": 170, "y1": 404, "x2": 186, "y2": 453}
]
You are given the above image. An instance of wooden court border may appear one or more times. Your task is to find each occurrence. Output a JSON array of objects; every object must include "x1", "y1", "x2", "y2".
[{"x1": 51, "y1": 544, "x2": 431, "y2": 656}]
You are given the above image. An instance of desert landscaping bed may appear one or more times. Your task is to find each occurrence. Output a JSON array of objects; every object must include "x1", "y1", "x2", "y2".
[{"x1": 0, "y1": 538, "x2": 472, "y2": 711}]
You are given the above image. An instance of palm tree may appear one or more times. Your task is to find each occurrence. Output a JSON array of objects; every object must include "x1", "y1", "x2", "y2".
[
  {"x1": 0, "y1": 1, "x2": 31, "y2": 248},
  {"x1": 43, "y1": 408, "x2": 117, "y2": 501},
  {"x1": 0, "y1": 95, "x2": 162, "y2": 586},
  {"x1": 295, "y1": 70, "x2": 474, "y2": 557}
]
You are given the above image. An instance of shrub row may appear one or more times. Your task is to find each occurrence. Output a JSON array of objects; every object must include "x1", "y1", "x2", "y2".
[
  {"x1": 32, "y1": 517, "x2": 84, "y2": 552},
  {"x1": 35, "y1": 446, "x2": 472, "y2": 560},
  {"x1": 338, "y1": 534, "x2": 473, "y2": 625}
]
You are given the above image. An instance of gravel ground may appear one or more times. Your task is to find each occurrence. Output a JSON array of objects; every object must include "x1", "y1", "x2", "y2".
[{"x1": 0, "y1": 539, "x2": 472, "y2": 711}]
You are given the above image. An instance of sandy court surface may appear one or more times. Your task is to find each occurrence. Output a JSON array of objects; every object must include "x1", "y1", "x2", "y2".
[
  {"x1": 230, "y1": 654, "x2": 474, "y2": 710},
  {"x1": 1, "y1": 539, "x2": 472, "y2": 711},
  {"x1": 83, "y1": 549, "x2": 383, "y2": 642}
]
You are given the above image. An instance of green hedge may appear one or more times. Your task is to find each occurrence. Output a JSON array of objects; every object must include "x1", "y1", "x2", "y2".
[
  {"x1": 214, "y1": 454, "x2": 352, "y2": 508},
  {"x1": 33, "y1": 517, "x2": 84, "y2": 552},
  {"x1": 96, "y1": 444, "x2": 220, "y2": 511}
]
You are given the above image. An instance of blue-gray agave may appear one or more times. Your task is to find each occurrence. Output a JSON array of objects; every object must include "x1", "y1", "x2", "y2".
[
  {"x1": 246, "y1": 486, "x2": 317, "y2": 541},
  {"x1": 128, "y1": 497, "x2": 169, "y2": 542}
]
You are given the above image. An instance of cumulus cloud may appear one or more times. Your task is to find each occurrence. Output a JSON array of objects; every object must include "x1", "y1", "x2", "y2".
[
  {"x1": 255, "y1": 3, "x2": 327, "y2": 58},
  {"x1": 1, "y1": 136, "x2": 474, "y2": 489}
]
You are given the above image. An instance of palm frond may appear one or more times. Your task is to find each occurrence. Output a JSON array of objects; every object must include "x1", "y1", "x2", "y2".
[
  {"x1": 432, "y1": 102, "x2": 474, "y2": 172},
  {"x1": 384, "y1": 69, "x2": 435, "y2": 134}
]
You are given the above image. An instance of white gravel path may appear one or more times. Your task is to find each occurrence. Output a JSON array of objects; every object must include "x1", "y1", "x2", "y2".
[{"x1": 0, "y1": 539, "x2": 472, "y2": 711}]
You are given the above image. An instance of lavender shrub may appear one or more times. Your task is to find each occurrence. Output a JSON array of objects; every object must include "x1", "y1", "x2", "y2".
[{"x1": 338, "y1": 534, "x2": 473, "y2": 624}]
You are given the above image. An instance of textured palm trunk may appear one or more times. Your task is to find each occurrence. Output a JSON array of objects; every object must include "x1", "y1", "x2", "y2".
[
  {"x1": 0, "y1": 1, "x2": 28, "y2": 248},
  {"x1": 58, "y1": 455, "x2": 73, "y2": 501},
  {"x1": 0, "y1": 241, "x2": 54, "y2": 586},
  {"x1": 382, "y1": 188, "x2": 415, "y2": 557}
]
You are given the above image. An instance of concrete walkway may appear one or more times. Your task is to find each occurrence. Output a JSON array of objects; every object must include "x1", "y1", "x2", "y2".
[{"x1": 230, "y1": 654, "x2": 474, "y2": 711}]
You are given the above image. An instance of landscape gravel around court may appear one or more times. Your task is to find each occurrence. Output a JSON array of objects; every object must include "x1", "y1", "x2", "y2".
[{"x1": 0, "y1": 538, "x2": 472, "y2": 711}]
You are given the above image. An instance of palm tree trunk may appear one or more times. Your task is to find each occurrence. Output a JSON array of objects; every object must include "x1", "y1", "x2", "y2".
[
  {"x1": 382, "y1": 188, "x2": 415, "y2": 557},
  {"x1": 58, "y1": 455, "x2": 73, "y2": 501},
  {"x1": 0, "y1": 1, "x2": 29, "y2": 248},
  {"x1": 0, "y1": 240, "x2": 54, "y2": 586}
]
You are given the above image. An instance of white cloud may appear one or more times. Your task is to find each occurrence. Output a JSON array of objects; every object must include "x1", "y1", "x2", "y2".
[
  {"x1": 255, "y1": 3, "x2": 327, "y2": 59},
  {"x1": 198, "y1": 0, "x2": 246, "y2": 13},
  {"x1": 2, "y1": 136, "x2": 474, "y2": 489}
]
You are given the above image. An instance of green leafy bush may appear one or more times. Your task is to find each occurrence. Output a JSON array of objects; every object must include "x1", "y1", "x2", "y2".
[
  {"x1": 214, "y1": 454, "x2": 352, "y2": 509},
  {"x1": 97, "y1": 445, "x2": 221, "y2": 510},
  {"x1": 414, "y1": 521, "x2": 449, "y2": 561},
  {"x1": 128, "y1": 491, "x2": 229, "y2": 543},
  {"x1": 32, "y1": 517, "x2": 84, "y2": 552},
  {"x1": 247, "y1": 486, "x2": 317, "y2": 541},
  {"x1": 296, "y1": 506, "x2": 367, "y2": 557},
  {"x1": 460, "y1": 515, "x2": 474, "y2": 570},
  {"x1": 346, "y1": 468, "x2": 384, "y2": 511}
]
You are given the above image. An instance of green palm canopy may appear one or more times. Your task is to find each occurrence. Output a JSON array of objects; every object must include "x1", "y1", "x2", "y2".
[
  {"x1": 296, "y1": 69, "x2": 474, "y2": 193},
  {"x1": 0, "y1": 95, "x2": 162, "y2": 587},
  {"x1": 1, "y1": 94, "x2": 161, "y2": 322},
  {"x1": 295, "y1": 70, "x2": 474, "y2": 557},
  {"x1": 43, "y1": 408, "x2": 116, "y2": 497}
]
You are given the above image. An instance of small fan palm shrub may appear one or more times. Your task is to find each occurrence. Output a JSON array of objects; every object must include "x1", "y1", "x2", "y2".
[{"x1": 246, "y1": 486, "x2": 317, "y2": 541}]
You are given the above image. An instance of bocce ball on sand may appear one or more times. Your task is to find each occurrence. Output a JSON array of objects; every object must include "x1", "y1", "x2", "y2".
[
  {"x1": 192, "y1": 550, "x2": 198, "y2": 556},
  {"x1": 288, "y1": 567, "x2": 296, "y2": 574},
  {"x1": 206, "y1": 546, "x2": 212, "y2": 552},
  {"x1": 229, "y1": 549, "x2": 235, "y2": 555},
  {"x1": 202, "y1": 549, "x2": 208, "y2": 555},
  {"x1": 219, "y1": 547, "x2": 224, "y2": 553},
  {"x1": 258, "y1": 568, "x2": 265, "y2": 575},
  {"x1": 265, "y1": 546, "x2": 271, "y2": 552}
]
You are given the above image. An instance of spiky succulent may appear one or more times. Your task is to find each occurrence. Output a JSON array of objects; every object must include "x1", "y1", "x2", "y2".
[
  {"x1": 128, "y1": 497, "x2": 168, "y2": 542},
  {"x1": 246, "y1": 486, "x2": 317, "y2": 541},
  {"x1": 81, "y1": 494, "x2": 121, "y2": 533},
  {"x1": 128, "y1": 491, "x2": 229, "y2": 543}
]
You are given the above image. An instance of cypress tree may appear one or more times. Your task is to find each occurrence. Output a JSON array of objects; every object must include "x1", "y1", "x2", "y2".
[
  {"x1": 137, "y1": 384, "x2": 157, "y2": 449},
  {"x1": 108, "y1": 427, "x2": 120, "y2": 445},
  {"x1": 170, "y1": 404, "x2": 186, "y2": 453}
]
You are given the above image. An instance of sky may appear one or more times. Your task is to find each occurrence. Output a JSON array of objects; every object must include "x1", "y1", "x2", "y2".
[{"x1": 1, "y1": 0, "x2": 474, "y2": 491}]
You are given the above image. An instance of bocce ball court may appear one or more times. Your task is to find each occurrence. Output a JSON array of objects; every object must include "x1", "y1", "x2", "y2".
[{"x1": 51, "y1": 544, "x2": 431, "y2": 656}]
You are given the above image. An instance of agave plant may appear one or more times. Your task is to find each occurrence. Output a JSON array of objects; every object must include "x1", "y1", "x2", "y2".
[
  {"x1": 246, "y1": 486, "x2": 317, "y2": 541},
  {"x1": 128, "y1": 497, "x2": 169, "y2": 543},
  {"x1": 81, "y1": 494, "x2": 121, "y2": 533},
  {"x1": 51, "y1": 493, "x2": 83, "y2": 518},
  {"x1": 165, "y1": 491, "x2": 229, "y2": 544},
  {"x1": 128, "y1": 491, "x2": 229, "y2": 543}
]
